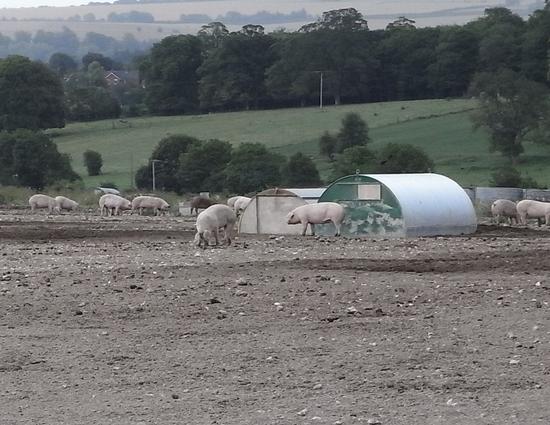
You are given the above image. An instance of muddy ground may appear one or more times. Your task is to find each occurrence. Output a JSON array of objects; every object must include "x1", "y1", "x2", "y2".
[{"x1": 1, "y1": 209, "x2": 549, "y2": 424}]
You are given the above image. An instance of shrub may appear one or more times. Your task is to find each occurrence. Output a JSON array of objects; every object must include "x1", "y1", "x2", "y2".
[
  {"x1": 331, "y1": 146, "x2": 377, "y2": 179},
  {"x1": 224, "y1": 143, "x2": 285, "y2": 193},
  {"x1": 0, "y1": 129, "x2": 80, "y2": 190},
  {"x1": 336, "y1": 112, "x2": 370, "y2": 153},
  {"x1": 376, "y1": 143, "x2": 434, "y2": 173},
  {"x1": 283, "y1": 152, "x2": 322, "y2": 187},
  {"x1": 177, "y1": 139, "x2": 232, "y2": 193},
  {"x1": 490, "y1": 167, "x2": 544, "y2": 188},
  {"x1": 83, "y1": 150, "x2": 103, "y2": 176},
  {"x1": 135, "y1": 134, "x2": 200, "y2": 191}
]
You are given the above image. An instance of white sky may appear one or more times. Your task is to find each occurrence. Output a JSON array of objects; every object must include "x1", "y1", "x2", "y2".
[{"x1": 0, "y1": 0, "x2": 87, "y2": 6}]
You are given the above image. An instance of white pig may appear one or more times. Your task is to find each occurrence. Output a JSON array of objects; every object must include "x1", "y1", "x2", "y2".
[
  {"x1": 490, "y1": 199, "x2": 518, "y2": 225},
  {"x1": 194, "y1": 204, "x2": 237, "y2": 248},
  {"x1": 28, "y1": 194, "x2": 56, "y2": 213},
  {"x1": 55, "y1": 196, "x2": 79, "y2": 213},
  {"x1": 516, "y1": 199, "x2": 550, "y2": 226},
  {"x1": 233, "y1": 196, "x2": 251, "y2": 214},
  {"x1": 99, "y1": 194, "x2": 132, "y2": 217},
  {"x1": 132, "y1": 195, "x2": 170, "y2": 216},
  {"x1": 286, "y1": 202, "x2": 345, "y2": 236}
]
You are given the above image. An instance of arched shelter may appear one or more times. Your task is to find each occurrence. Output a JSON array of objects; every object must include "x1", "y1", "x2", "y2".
[{"x1": 317, "y1": 173, "x2": 477, "y2": 237}]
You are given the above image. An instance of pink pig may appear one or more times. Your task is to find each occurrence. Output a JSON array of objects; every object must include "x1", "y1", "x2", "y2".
[{"x1": 286, "y1": 202, "x2": 345, "y2": 236}]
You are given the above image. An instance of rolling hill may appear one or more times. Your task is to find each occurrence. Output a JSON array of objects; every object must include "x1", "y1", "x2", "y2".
[{"x1": 50, "y1": 98, "x2": 550, "y2": 190}]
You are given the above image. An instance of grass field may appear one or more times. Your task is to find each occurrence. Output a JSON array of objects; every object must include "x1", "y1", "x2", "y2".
[{"x1": 50, "y1": 98, "x2": 550, "y2": 190}]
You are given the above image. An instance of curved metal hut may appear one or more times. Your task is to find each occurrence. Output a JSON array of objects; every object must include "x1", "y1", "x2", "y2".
[{"x1": 317, "y1": 173, "x2": 477, "y2": 237}]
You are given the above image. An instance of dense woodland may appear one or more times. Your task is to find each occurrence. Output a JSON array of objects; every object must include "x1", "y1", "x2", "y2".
[{"x1": 139, "y1": 6, "x2": 550, "y2": 112}]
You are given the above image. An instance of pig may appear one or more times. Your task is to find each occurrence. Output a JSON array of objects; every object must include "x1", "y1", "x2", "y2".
[
  {"x1": 227, "y1": 196, "x2": 241, "y2": 209},
  {"x1": 131, "y1": 195, "x2": 170, "y2": 216},
  {"x1": 516, "y1": 199, "x2": 550, "y2": 226},
  {"x1": 286, "y1": 202, "x2": 345, "y2": 236},
  {"x1": 54, "y1": 196, "x2": 79, "y2": 213},
  {"x1": 194, "y1": 204, "x2": 237, "y2": 249},
  {"x1": 28, "y1": 194, "x2": 56, "y2": 213},
  {"x1": 490, "y1": 199, "x2": 518, "y2": 225},
  {"x1": 233, "y1": 196, "x2": 251, "y2": 214},
  {"x1": 99, "y1": 194, "x2": 132, "y2": 217},
  {"x1": 190, "y1": 196, "x2": 214, "y2": 215}
]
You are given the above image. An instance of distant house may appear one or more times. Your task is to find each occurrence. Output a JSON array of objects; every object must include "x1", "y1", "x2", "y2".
[{"x1": 103, "y1": 70, "x2": 141, "y2": 87}]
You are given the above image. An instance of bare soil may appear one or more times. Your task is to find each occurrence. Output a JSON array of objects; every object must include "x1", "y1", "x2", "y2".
[{"x1": 1, "y1": 210, "x2": 550, "y2": 424}]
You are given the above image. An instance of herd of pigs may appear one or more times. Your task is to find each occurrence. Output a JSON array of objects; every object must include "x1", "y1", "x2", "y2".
[
  {"x1": 27, "y1": 193, "x2": 346, "y2": 248},
  {"x1": 25, "y1": 194, "x2": 550, "y2": 246},
  {"x1": 491, "y1": 198, "x2": 550, "y2": 226}
]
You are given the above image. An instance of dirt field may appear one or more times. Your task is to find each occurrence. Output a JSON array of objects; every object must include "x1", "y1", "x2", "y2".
[{"x1": 1, "y1": 209, "x2": 550, "y2": 424}]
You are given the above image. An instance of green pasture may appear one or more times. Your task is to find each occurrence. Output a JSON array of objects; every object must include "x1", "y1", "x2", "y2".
[{"x1": 50, "y1": 98, "x2": 550, "y2": 190}]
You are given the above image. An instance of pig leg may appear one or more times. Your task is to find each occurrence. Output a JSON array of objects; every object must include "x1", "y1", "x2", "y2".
[
  {"x1": 199, "y1": 232, "x2": 208, "y2": 249},
  {"x1": 334, "y1": 221, "x2": 341, "y2": 236},
  {"x1": 310, "y1": 223, "x2": 316, "y2": 236},
  {"x1": 301, "y1": 221, "x2": 309, "y2": 236}
]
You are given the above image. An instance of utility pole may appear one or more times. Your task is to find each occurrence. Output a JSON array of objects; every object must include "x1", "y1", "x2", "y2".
[
  {"x1": 130, "y1": 152, "x2": 134, "y2": 189},
  {"x1": 151, "y1": 159, "x2": 162, "y2": 192},
  {"x1": 313, "y1": 70, "x2": 325, "y2": 109},
  {"x1": 319, "y1": 71, "x2": 323, "y2": 109}
]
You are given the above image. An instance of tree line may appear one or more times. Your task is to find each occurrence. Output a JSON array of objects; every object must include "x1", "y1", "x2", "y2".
[
  {"x1": 140, "y1": 6, "x2": 550, "y2": 114},
  {"x1": 134, "y1": 135, "x2": 322, "y2": 194},
  {"x1": 0, "y1": 26, "x2": 150, "y2": 62}
]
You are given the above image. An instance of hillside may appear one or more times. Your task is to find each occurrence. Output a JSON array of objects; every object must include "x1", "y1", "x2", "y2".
[
  {"x1": 0, "y1": 0, "x2": 539, "y2": 40},
  {"x1": 50, "y1": 98, "x2": 550, "y2": 190}
]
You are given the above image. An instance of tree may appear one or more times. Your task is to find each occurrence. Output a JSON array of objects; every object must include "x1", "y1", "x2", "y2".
[
  {"x1": 83, "y1": 150, "x2": 103, "y2": 176},
  {"x1": 376, "y1": 143, "x2": 434, "y2": 173},
  {"x1": 378, "y1": 26, "x2": 439, "y2": 100},
  {"x1": 299, "y1": 8, "x2": 368, "y2": 32},
  {"x1": 135, "y1": 134, "x2": 199, "y2": 191},
  {"x1": 0, "y1": 130, "x2": 79, "y2": 189},
  {"x1": 269, "y1": 19, "x2": 378, "y2": 106},
  {"x1": 142, "y1": 35, "x2": 203, "y2": 115},
  {"x1": 319, "y1": 131, "x2": 338, "y2": 160},
  {"x1": 467, "y1": 8, "x2": 525, "y2": 73},
  {"x1": 469, "y1": 69, "x2": 550, "y2": 162},
  {"x1": 239, "y1": 24, "x2": 265, "y2": 37},
  {"x1": 331, "y1": 146, "x2": 377, "y2": 179},
  {"x1": 197, "y1": 21, "x2": 229, "y2": 49},
  {"x1": 0, "y1": 55, "x2": 65, "y2": 131},
  {"x1": 198, "y1": 33, "x2": 276, "y2": 110},
  {"x1": 177, "y1": 139, "x2": 232, "y2": 192},
  {"x1": 521, "y1": 6, "x2": 550, "y2": 83},
  {"x1": 428, "y1": 27, "x2": 479, "y2": 97},
  {"x1": 282, "y1": 152, "x2": 322, "y2": 187},
  {"x1": 64, "y1": 62, "x2": 121, "y2": 122},
  {"x1": 224, "y1": 143, "x2": 285, "y2": 193},
  {"x1": 82, "y1": 52, "x2": 115, "y2": 70},
  {"x1": 336, "y1": 112, "x2": 370, "y2": 153},
  {"x1": 48, "y1": 52, "x2": 77, "y2": 77},
  {"x1": 386, "y1": 16, "x2": 416, "y2": 30}
]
